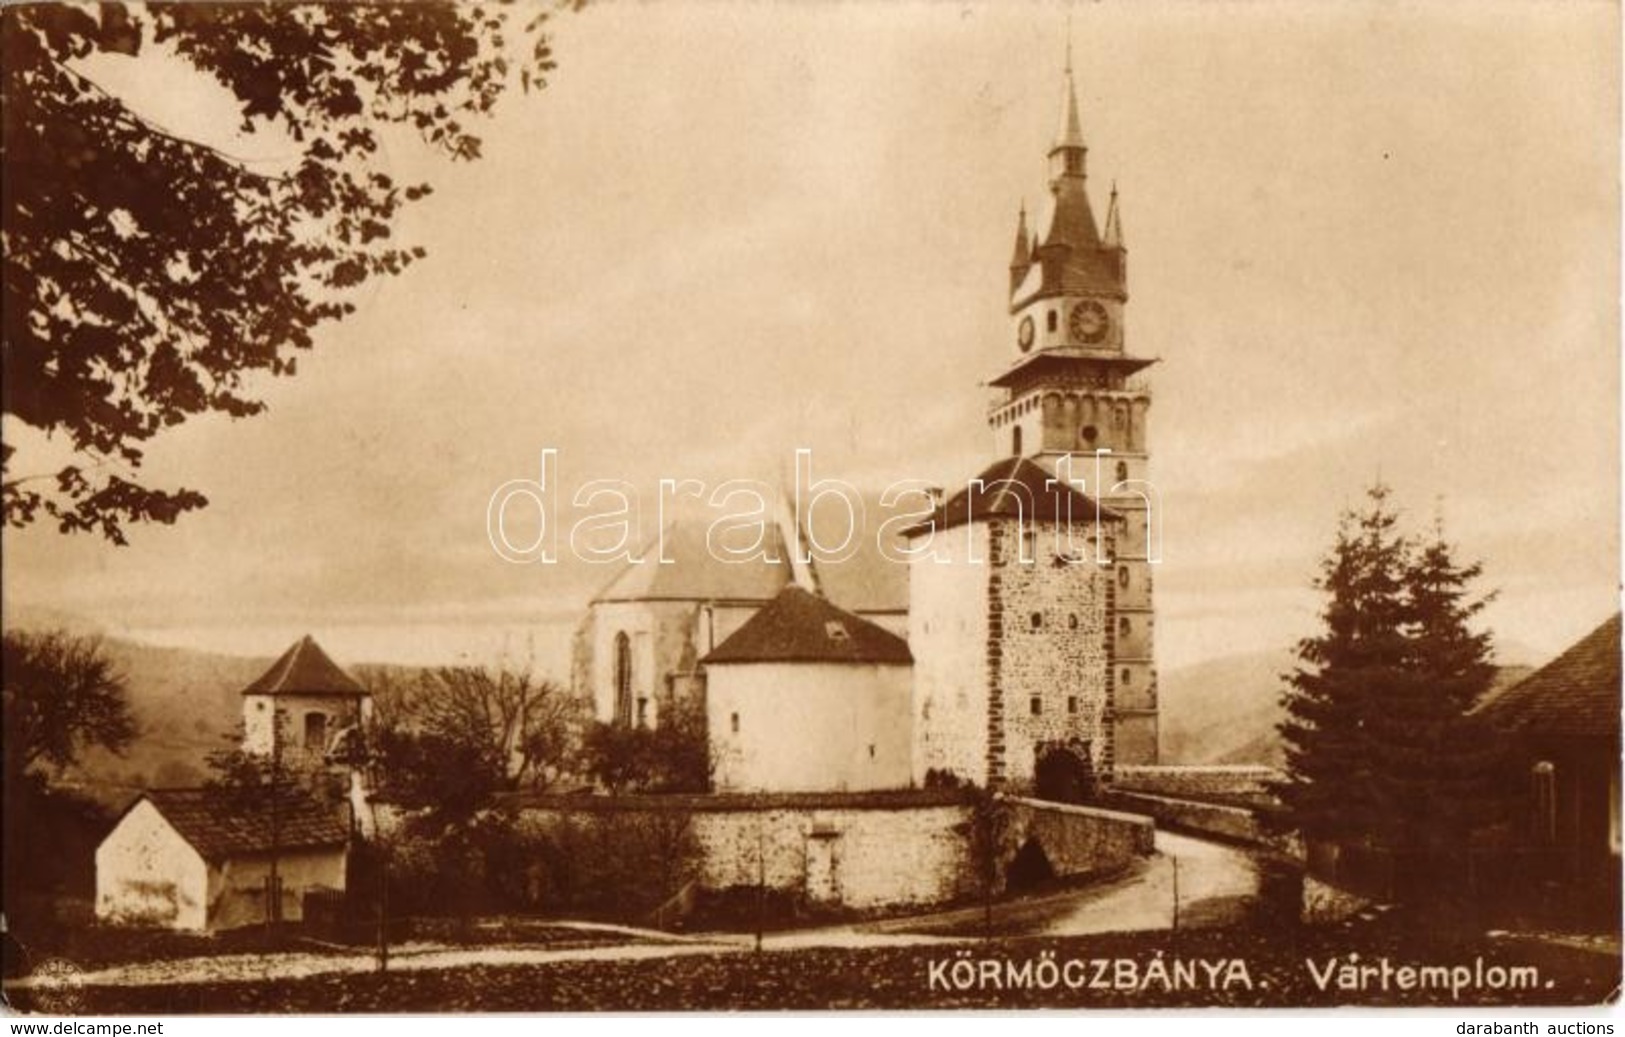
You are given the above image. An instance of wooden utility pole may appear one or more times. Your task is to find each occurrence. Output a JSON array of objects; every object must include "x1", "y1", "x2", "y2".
[
  {"x1": 1170, "y1": 854, "x2": 1180, "y2": 930},
  {"x1": 754, "y1": 818, "x2": 765, "y2": 953},
  {"x1": 266, "y1": 706, "x2": 284, "y2": 936}
]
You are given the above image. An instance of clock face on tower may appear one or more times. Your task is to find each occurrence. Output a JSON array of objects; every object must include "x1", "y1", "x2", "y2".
[
  {"x1": 1017, "y1": 315, "x2": 1035, "y2": 352},
  {"x1": 1069, "y1": 300, "x2": 1110, "y2": 345}
]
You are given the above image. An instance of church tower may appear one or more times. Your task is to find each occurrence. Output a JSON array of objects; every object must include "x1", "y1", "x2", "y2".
[{"x1": 989, "y1": 58, "x2": 1160, "y2": 766}]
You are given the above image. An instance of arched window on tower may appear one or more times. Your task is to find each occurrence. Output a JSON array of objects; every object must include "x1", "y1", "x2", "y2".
[
  {"x1": 613, "y1": 631, "x2": 634, "y2": 727},
  {"x1": 1115, "y1": 460, "x2": 1129, "y2": 484},
  {"x1": 1012, "y1": 425, "x2": 1023, "y2": 457}
]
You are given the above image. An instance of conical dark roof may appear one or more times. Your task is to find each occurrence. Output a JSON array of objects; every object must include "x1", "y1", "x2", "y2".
[
  {"x1": 241, "y1": 635, "x2": 368, "y2": 697},
  {"x1": 1009, "y1": 205, "x2": 1032, "y2": 270},
  {"x1": 702, "y1": 587, "x2": 912, "y2": 666}
]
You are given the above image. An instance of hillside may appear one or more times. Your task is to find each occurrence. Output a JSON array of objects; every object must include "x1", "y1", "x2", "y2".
[
  {"x1": 58, "y1": 640, "x2": 273, "y2": 806},
  {"x1": 6, "y1": 626, "x2": 442, "y2": 808},
  {"x1": 1159, "y1": 650, "x2": 1536, "y2": 766},
  {"x1": 1158, "y1": 650, "x2": 1295, "y2": 766}
]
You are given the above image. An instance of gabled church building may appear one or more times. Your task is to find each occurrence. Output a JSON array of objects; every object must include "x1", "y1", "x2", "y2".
[{"x1": 569, "y1": 58, "x2": 1161, "y2": 793}]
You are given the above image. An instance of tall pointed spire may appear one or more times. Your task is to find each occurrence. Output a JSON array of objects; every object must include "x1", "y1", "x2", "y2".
[
  {"x1": 1103, "y1": 181, "x2": 1124, "y2": 248},
  {"x1": 1055, "y1": 54, "x2": 1085, "y2": 152},
  {"x1": 1009, "y1": 201, "x2": 1033, "y2": 292},
  {"x1": 1010, "y1": 201, "x2": 1031, "y2": 266},
  {"x1": 1044, "y1": 36, "x2": 1097, "y2": 249},
  {"x1": 1048, "y1": 20, "x2": 1087, "y2": 188}
]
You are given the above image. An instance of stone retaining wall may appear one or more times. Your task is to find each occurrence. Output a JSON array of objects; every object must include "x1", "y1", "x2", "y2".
[
  {"x1": 1113, "y1": 764, "x2": 1281, "y2": 801},
  {"x1": 504, "y1": 790, "x2": 1155, "y2": 911},
  {"x1": 1001, "y1": 796, "x2": 1155, "y2": 887},
  {"x1": 1102, "y1": 789, "x2": 1265, "y2": 844}
]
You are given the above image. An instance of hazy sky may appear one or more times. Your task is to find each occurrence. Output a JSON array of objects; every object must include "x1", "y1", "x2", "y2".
[{"x1": 4, "y1": 1, "x2": 1619, "y2": 676}]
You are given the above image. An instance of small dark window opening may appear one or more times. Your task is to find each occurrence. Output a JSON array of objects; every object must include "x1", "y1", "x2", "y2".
[
  {"x1": 1012, "y1": 425, "x2": 1023, "y2": 456},
  {"x1": 1067, "y1": 696, "x2": 1078, "y2": 714},
  {"x1": 1118, "y1": 566, "x2": 1131, "y2": 589},
  {"x1": 613, "y1": 631, "x2": 634, "y2": 727},
  {"x1": 1068, "y1": 613, "x2": 1079, "y2": 630},
  {"x1": 730, "y1": 712, "x2": 740, "y2": 735},
  {"x1": 1119, "y1": 616, "x2": 1132, "y2": 638},
  {"x1": 303, "y1": 711, "x2": 328, "y2": 751},
  {"x1": 1046, "y1": 309, "x2": 1058, "y2": 332},
  {"x1": 1115, "y1": 460, "x2": 1129, "y2": 483},
  {"x1": 636, "y1": 697, "x2": 649, "y2": 728},
  {"x1": 1121, "y1": 668, "x2": 1132, "y2": 685},
  {"x1": 1081, "y1": 425, "x2": 1098, "y2": 445},
  {"x1": 1030, "y1": 696, "x2": 1043, "y2": 716},
  {"x1": 1532, "y1": 761, "x2": 1557, "y2": 844},
  {"x1": 1030, "y1": 611, "x2": 1043, "y2": 630}
]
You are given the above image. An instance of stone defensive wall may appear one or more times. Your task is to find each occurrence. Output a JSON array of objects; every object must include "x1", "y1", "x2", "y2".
[
  {"x1": 500, "y1": 789, "x2": 1155, "y2": 912},
  {"x1": 1100, "y1": 788, "x2": 1269, "y2": 845},
  {"x1": 998, "y1": 796, "x2": 1156, "y2": 888},
  {"x1": 1111, "y1": 764, "x2": 1282, "y2": 803}
]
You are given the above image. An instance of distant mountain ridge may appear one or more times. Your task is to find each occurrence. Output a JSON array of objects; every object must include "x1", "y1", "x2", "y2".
[
  {"x1": 1159, "y1": 649, "x2": 1538, "y2": 766},
  {"x1": 6, "y1": 608, "x2": 1542, "y2": 795},
  {"x1": 54, "y1": 638, "x2": 273, "y2": 806},
  {"x1": 4, "y1": 612, "x2": 311, "y2": 804}
]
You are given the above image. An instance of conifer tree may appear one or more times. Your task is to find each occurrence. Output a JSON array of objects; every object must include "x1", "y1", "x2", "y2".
[
  {"x1": 1275, "y1": 485, "x2": 1413, "y2": 844},
  {"x1": 1387, "y1": 521, "x2": 1499, "y2": 853},
  {"x1": 1277, "y1": 487, "x2": 1501, "y2": 862}
]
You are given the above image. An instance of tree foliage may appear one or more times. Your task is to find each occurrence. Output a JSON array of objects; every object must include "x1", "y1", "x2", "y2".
[
  {"x1": 2, "y1": 2, "x2": 556, "y2": 542},
  {"x1": 363, "y1": 663, "x2": 590, "y2": 826},
  {"x1": 204, "y1": 727, "x2": 339, "y2": 809},
  {"x1": 2, "y1": 627, "x2": 135, "y2": 783},
  {"x1": 1, "y1": 628, "x2": 135, "y2": 913},
  {"x1": 1276, "y1": 485, "x2": 1412, "y2": 843},
  {"x1": 1381, "y1": 523, "x2": 1501, "y2": 851},
  {"x1": 580, "y1": 704, "x2": 713, "y2": 795},
  {"x1": 1276, "y1": 485, "x2": 1500, "y2": 853}
]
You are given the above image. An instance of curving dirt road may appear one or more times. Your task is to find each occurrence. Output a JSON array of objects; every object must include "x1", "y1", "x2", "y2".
[
  {"x1": 11, "y1": 833, "x2": 1261, "y2": 990},
  {"x1": 833, "y1": 829, "x2": 1262, "y2": 940}
]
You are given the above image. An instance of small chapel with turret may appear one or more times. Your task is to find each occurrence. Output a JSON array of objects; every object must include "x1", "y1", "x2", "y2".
[{"x1": 570, "y1": 56, "x2": 1161, "y2": 795}]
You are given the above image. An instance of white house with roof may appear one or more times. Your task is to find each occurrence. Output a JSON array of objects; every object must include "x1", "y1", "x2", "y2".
[
  {"x1": 702, "y1": 586, "x2": 914, "y2": 793},
  {"x1": 96, "y1": 635, "x2": 368, "y2": 930},
  {"x1": 95, "y1": 787, "x2": 348, "y2": 932}
]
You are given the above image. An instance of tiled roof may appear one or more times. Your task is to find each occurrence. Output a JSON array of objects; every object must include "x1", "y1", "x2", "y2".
[
  {"x1": 803, "y1": 492, "x2": 909, "y2": 615},
  {"x1": 590, "y1": 521, "x2": 793, "y2": 604},
  {"x1": 702, "y1": 587, "x2": 912, "y2": 666},
  {"x1": 901, "y1": 455, "x2": 1120, "y2": 537},
  {"x1": 142, "y1": 788, "x2": 349, "y2": 862},
  {"x1": 241, "y1": 635, "x2": 368, "y2": 698},
  {"x1": 589, "y1": 501, "x2": 910, "y2": 614},
  {"x1": 1477, "y1": 613, "x2": 1620, "y2": 739}
]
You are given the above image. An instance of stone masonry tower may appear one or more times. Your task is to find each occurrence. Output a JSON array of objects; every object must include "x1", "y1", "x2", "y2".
[{"x1": 987, "y1": 57, "x2": 1160, "y2": 765}]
